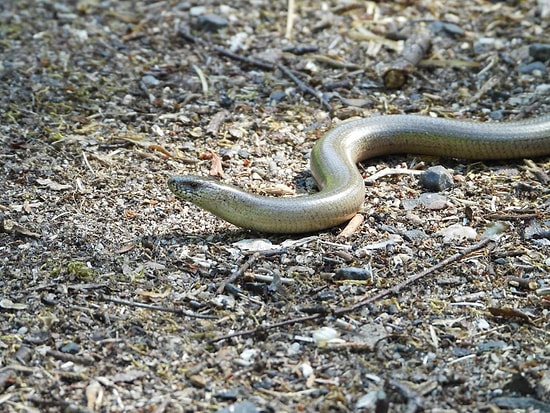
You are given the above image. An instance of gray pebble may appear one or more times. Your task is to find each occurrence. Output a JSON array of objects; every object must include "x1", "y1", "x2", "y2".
[
  {"x1": 420, "y1": 166, "x2": 454, "y2": 191},
  {"x1": 402, "y1": 229, "x2": 428, "y2": 242},
  {"x1": 216, "y1": 400, "x2": 259, "y2": 413},
  {"x1": 214, "y1": 388, "x2": 238, "y2": 401},
  {"x1": 269, "y1": 91, "x2": 287, "y2": 103},
  {"x1": 489, "y1": 110, "x2": 505, "y2": 121},
  {"x1": 529, "y1": 43, "x2": 550, "y2": 61},
  {"x1": 517, "y1": 61, "x2": 547, "y2": 75},
  {"x1": 477, "y1": 339, "x2": 506, "y2": 353},
  {"x1": 60, "y1": 342, "x2": 80, "y2": 354},
  {"x1": 429, "y1": 20, "x2": 465, "y2": 36},
  {"x1": 141, "y1": 75, "x2": 160, "y2": 87},
  {"x1": 418, "y1": 193, "x2": 448, "y2": 210},
  {"x1": 197, "y1": 14, "x2": 228, "y2": 32},
  {"x1": 335, "y1": 267, "x2": 370, "y2": 280}
]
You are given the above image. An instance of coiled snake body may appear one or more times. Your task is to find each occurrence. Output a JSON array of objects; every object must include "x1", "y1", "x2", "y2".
[{"x1": 168, "y1": 114, "x2": 550, "y2": 233}]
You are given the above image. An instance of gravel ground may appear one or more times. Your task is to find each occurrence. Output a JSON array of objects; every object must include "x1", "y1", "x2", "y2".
[{"x1": 1, "y1": 0, "x2": 549, "y2": 412}]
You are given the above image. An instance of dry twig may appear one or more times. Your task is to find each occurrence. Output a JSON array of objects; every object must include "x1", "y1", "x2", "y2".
[{"x1": 383, "y1": 27, "x2": 431, "y2": 88}]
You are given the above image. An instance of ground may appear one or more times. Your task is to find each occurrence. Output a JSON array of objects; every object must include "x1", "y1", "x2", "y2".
[{"x1": 0, "y1": 0, "x2": 549, "y2": 412}]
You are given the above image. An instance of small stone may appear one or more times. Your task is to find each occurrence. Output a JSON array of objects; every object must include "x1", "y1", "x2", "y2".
[
  {"x1": 420, "y1": 165, "x2": 454, "y2": 191},
  {"x1": 60, "y1": 342, "x2": 80, "y2": 354},
  {"x1": 269, "y1": 91, "x2": 287, "y2": 103},
  {"x1": 315, "y1": 291, "x2": 336, "y2": 301},
  {"x1": 503, "y1": 373, "x2": 536, "y2": 396},
  {"x1": 312, "y1": 327, "x2": 339, "y2": 343},
  {"x1": 356, "y1": 389, "x2": 388, "y2": 410},
  {"x1": 215, "y1": 400, "x2": 259, "y2": 413},
  {"x1": 429, "y1": 20, "x2": 464, "y2": 36},
  {"x1": 529, "y1": 43, "x2": 550, "y2": 61},
  {"x1": 489, "y1": 110, "x2": 505, "y2": 121},
  {"x1": 188, "y1": 374, "x2": 206, "y2": 388},
  {"x1": 189, "y1": 6, "x2": 206, "y2": 16},
  {"x1": 141, "y1": 75, "x2": 160, "y2": 87},
  {"x1": 334, "y1": 267, "x2": 370, "y2": 280},
  {"x1": 402, "y1": 229, "x2": 428, "y2": 242},
  {"x1": 418, "y1": 193, "x2": 448, "y2": 210},
  {"x1": 214, "y1": 388, "x2": 238, "y2": 401},
  {"x1": 477, "y1": 340, "x2": 506, "y2": 353},
  {"x1": 24, "y1": 330, "x2": 52, "y2": 345},
  {"x1": 517, "y1": 61, "x2": 547, "y2": 75},
  {"x1": 535, "y1": 84, "x2": 550, "y2": 94},
  {"x1": 451, "y1": 347, "x2": 472, "y2": 357},
  {"x1": 196, "y1": 14, "x2": 228, "y2": 32}
]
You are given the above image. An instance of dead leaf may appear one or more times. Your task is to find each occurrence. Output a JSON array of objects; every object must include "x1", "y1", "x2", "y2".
[
  {"x1": 209, "y1": 151, "x2": 225, "y2": 178},
  {"x1": 148, "y1": 144, "x2": 172, "y2": 158}
]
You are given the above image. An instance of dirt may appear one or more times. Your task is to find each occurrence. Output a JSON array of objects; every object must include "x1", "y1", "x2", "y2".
[{"x1": 0, "y1": 0, "x2": 549, "y2": 412}]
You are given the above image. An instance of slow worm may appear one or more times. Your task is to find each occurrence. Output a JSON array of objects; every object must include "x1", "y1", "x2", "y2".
[{"x1": 168, "y1": 114, "x2": 550, "y2": 233}]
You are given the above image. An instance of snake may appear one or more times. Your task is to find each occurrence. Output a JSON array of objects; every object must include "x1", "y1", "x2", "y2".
[{"x1": 168, "y1": 113, "x2": 550, "y2": 233}]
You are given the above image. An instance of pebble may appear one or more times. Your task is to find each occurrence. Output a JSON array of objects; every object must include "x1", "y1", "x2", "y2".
[
  {"x1": 492, "y1": 396, "x2": 550, "y2": 410},
  {"x1": 402, "y1": 229, "x2": 428, "y2": 242},
  {"x1": 418, "y1": 193, "x2": 448, "y2": 210},
  {"x1": 356, "y1": 390, "x2": 388, "y2": 410},
  {"x1": 517, "y1": 61, "x2": 547, "y2": 75},
  {"x1": 216, "y1": 400, "x2": 259, "y2": 413},
  {"x1": 451, "y1": 347, "x2": 473, "y2": 357},
  {"x1": 420, "y1": 165, "x2": 454, "y2": 191},
  {"x1": 214, "y1": 388, "x2": 239, "y2": 401},
  {"x1": 535, "y1": 84, "x2": 550, "y2": 94},
  {"x1": 24, "y1": 330, "x2": 52, "y2": 345},
  {"x1": 60, "y1": 342, "x2": 80, "y2": 354},
  {"x1": 529, "y1": 43, "x2": 550, "y2": 61},
  {"x1": 269, "y1": 91, "x2": 287, "y2": 103},
  {"x1": 334, "y1": 266, "x2": 370, "y2": 280},
  {"x1": 312, "y1": 326, "x2": 339, "y2": 343},
  {"x1": 477, "y1": 340, "x2": 506, "y2": 353},
  {"x1": 196, "y1": 14, "x2": 228, "y2": 32},
  {"x1": 429, "y1": 20, "x2": 465, "y2": 36},
  {"x1": 489, "y1": 110, "x2": 505, "y2": 121},
  {"x1": 141, "y1": 75, "x2": 160, "y2": 87},
  {"x1": 503, "y1": 373, "x2": 536, "y2": 395}
]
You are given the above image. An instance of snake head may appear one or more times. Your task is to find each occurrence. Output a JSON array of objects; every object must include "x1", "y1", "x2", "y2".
[{"x1": 168, "y1": 175, "x2": 220, "y2": 202}]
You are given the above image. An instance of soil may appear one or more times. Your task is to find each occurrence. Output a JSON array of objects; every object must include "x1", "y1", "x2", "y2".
[{"x1": 1, "y1": 0, "x2": 549, "y2": 412}]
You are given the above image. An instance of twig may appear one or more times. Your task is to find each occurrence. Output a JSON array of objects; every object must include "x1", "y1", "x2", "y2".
[
  {"x1": 285, "y1": 0, "x2": 295, "y2": 40},
  {"x1": 217, "y1": 252, "x2": 259, "y2": 294},
  {"x1": 338, "y1": 214, "x2": 364, "y2": 238},
  {"x1": 382, "y1": 27, "x2": 431, "y2": 88},
  {"x1": 100, "y1": 295, "x2": 217, "y2": 319},
  {"x1": 276, "y1": 63, "x2": 332, "y2": 111}
]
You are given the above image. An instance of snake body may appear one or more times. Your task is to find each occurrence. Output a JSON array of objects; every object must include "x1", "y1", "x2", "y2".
[{"x1": 168, "y1": 114, "x2": 550, "y2": 233}]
